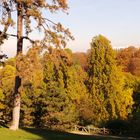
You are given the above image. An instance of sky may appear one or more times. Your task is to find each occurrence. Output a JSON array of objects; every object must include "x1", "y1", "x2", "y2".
[{"x1": 1, "y1": 0, "x2": 140, "y2": 57}]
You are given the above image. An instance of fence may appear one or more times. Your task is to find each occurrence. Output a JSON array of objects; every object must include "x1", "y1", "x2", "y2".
[{"x1": 72, "y1": 125, "x2": 110, "y2": 135}]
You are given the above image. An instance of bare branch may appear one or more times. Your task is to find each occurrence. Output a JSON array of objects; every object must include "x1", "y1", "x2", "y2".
[
  {"x1": 22, "y1": 36, "x2": 35, "y2": 44},
  {"x1": 6, "y1": 33, "x2": 35, "y2": 44},
  {"x1": 43, "y1": 18, "x2": 57, "y2": 26}
]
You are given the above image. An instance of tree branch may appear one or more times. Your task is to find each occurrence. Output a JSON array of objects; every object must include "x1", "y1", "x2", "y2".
[
  {"x1": 43, "y1": 18, "x2": 57, "y2": 26},
  {"x1": 22, "y1": 36, "x2": 35, "y2": 44},
  {"x1": 6, "y1": 33, "x2": 35, "y2": 44}
]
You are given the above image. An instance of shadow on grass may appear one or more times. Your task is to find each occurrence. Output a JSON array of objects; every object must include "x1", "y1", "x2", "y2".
[{"x1": 22, "y1": 127, "x2": 138, "y2": 140}]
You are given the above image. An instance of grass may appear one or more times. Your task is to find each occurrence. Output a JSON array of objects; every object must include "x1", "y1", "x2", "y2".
[{"x1": 0, "y1": 127, "x2": 139, "y2": 140}]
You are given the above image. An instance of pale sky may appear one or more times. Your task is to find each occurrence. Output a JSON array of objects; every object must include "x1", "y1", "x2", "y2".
[{"x1": 1, "y1": 0, "x2": 140, "y2": 57}]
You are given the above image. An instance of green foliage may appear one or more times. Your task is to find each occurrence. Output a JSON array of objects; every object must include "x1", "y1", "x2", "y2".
[
  {"x1": 18, "y1": 47, "x2": 44, "y2": 126},
  {"x1": 40, "y1": 49, "x2": 87, "y2": 129},
  {"x1": 10, "y1": 48, "x2": 87, "y2": 129},
  {"x1": 126, "y1": 75, "x2": 140, "y2": 135},
  {"x1": 0, "y1": 65, "x2": 16, "y2": 124},
  {"x1": 87, "y1": 35, "x2": 133, "y2": 126}
]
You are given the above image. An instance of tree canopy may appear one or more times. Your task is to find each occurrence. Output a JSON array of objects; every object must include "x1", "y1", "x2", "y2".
[{"x1": 0, "y1": 0, "x2": 73, "y2": 47}]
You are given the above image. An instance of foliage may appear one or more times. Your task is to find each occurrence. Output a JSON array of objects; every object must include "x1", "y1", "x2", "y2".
[
  {"x1": 126, "y1": 75, "x2": 140, "y2": 135},
  {"x1": 16, "y1": 46, "x2": 44, "y2": 126},
  {"x1": 5, "y1": 48, "x2": 88, "y2": 129},
  {"x1": 1, "y1": 35, "x2": 140, "y2": 135},
  {"x1": 0, "y1": 0, "x2": 73, "y2": 48},
  {"x1": 87, "y1": 35, "x2": 133, "y2": 126},
  {"x1": 116, "y1": 47, "x2": 140, "y2": 76},
  {"x1": 76, "y1": 94, "x2": 94, "y2": 126},
  {"x1": 73, "y1": 52, "x2": 88, "y2": 71},
  {"x1": 39, "y1": 49, "x2": 87, "y2": 129},
  {"x1": 0, "y1": 65, "x2": 16, "y2": 124},
  {"x1": 106, "y1": 119, "x2": 130, "y2": 135}
]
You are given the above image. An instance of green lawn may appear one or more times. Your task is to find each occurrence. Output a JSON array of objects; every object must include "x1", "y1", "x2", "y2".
[{"x1": 0, "y1": 127, "x2": 139, "y2": 140}]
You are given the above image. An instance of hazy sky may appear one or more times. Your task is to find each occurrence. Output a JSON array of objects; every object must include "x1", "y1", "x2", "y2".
[{"x1": 1, "y1": 0, "x2": 140, "y2": 57}]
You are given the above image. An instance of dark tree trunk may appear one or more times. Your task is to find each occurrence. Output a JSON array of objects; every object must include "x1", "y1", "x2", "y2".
[{"x1": 9, "y1": 3, "x2": 23, "y2": 130}]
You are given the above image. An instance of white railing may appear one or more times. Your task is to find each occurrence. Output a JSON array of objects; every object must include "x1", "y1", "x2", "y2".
[{"x1": 72, "y1": 125, "x2": 110, "y2": 135}]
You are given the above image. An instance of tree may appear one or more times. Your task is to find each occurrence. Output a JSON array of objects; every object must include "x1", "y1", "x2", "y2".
[
  {"x1": 18, "y1": 46, "x2": 44, "y2": 127},
  {"x1": 127, "y1": 74, "x2": 140, "y2": 135},
  {"x1": 0, "y1": 0, "x2": 72, "y2": 130},
  {"x1": 41, "y1": 49, "x2": 87, "y2": 129},
  {"x1": 116, "y1": 47, "x2": 140, "y2": 76},
  {"x1": 73, "y1": 52, "x2": 88, "y2": 71},
  {"x1": 0, "y1": 64, "x2": 16, "y2": 125},
  {"x1": 116, "y1": 46, "x2": 136, "y2": 72},
  {"x1": 128, "y1": 57, "x2": 140, "y2": 76},
  {"x1": 87, "y1": 35, "x2": 133, "y2": 125}
]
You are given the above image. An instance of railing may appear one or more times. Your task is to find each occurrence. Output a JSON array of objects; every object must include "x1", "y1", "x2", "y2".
[{"x1": 72, "y1": 125, "x2": 110, "y2": 135}]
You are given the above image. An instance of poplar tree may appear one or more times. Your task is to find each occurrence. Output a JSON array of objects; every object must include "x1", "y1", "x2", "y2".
[
  {"x1": 87, "y1": 35, "x2": 133, "y2": 125},
  {"x1": 0, "y1": 0, "x2": 72, "y2": 130}
]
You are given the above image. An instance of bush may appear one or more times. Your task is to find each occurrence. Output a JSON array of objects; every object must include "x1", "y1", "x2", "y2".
[{"x1": 106, "y1": 119, "x2": 130, "y2": 135}]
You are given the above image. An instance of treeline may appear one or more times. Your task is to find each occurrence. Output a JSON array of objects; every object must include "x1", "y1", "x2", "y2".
[{"x1": 0, "y1": 35, "x2": 140, "y2": 135}]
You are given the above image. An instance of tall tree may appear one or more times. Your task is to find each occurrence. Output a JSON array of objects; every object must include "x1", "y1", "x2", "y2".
[
  {"x1": 0, "y1": 0, "x2": 72, "y2": 130},
  {"x1": 87, "y1": 35, "x2": 133, "y2": 125}
]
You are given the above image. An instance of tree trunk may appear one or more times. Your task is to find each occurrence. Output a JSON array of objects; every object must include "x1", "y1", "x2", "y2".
[{"x1": 9, "y1": 3, "x2": 23, "y2": 130}]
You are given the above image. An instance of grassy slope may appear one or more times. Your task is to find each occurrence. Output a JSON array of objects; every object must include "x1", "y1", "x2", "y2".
[{"x1": 0, "y1": 128, "x2": 139, "y2": 140}]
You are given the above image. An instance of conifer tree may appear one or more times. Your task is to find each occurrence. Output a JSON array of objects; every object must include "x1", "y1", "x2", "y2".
[
  {"x1": 18, "y1": 46, "x2": 43, "y2": 127},
  {"x1": 41, "y1": 49, "x2": 87, "y2": 129}
]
